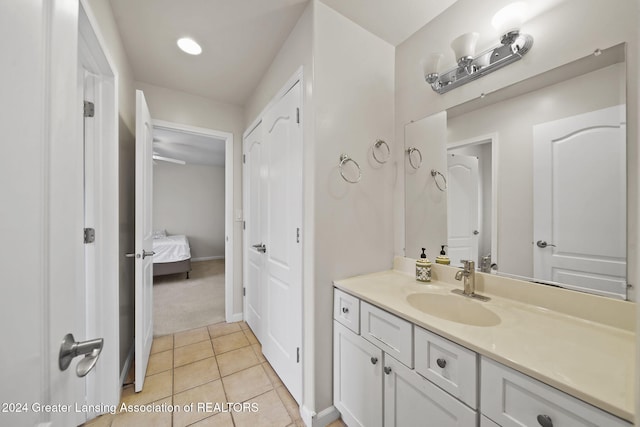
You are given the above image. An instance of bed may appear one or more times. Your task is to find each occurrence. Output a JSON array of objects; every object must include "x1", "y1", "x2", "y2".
[{"x1": 152, "y1": 231, "x2": 192, "y2": 279}]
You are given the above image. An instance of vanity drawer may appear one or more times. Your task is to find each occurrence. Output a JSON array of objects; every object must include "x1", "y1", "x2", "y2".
[
  {"x1": 334, "y1": 289, "x2": 360, "y2": 334},
  {"x1": 414, "y1": 326, "x2": 477, "y2": 409},
  {"x1": 481, "y1": 357, "x2": 631, "y2": 427},
  {"x1": 360, "y1": 301, "x2": 413, "y2": 368}
]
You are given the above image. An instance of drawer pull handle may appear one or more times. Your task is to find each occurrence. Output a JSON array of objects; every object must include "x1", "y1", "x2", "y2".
[
  {"x1": 384, "y1": 366, "x2": 392, "y2": 375},
  {"x1": 537, "y1": 414, "x2": 553, "y2": 427},
  {"x1": 342, "y1": 307, "x2": 349, "y2": 314},
  {"x1": 370, "y1": 357, "x2": 378, "y2": 365},
  {"x1": 436, "y1": 358, "x2": 447, "y2": 368}
]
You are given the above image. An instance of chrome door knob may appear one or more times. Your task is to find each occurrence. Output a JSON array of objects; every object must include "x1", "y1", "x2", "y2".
[{"x1": 536, "y1": 240, "x2": 556, "y2": 248}]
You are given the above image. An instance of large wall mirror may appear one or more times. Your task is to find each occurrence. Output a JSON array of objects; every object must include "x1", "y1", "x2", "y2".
[{"x1": 405, "y1": 43, "x2": 628, "y2": 300}]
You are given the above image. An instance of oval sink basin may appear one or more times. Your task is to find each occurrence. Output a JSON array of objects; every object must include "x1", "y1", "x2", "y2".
[{"x1": 406, "y1": 293, "x2": 501, "y2": 327}]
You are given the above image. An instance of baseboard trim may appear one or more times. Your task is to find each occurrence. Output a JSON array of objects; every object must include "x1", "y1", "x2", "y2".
[
  {"x1": 300, "y1": 405, "x2": 340, "y2": 427},
  {"x1": 192, "y1": 256, "x2": 225, "y2": 262},
  {"x1": 226, "y1": 312, "x2": 243, "y2": 323},
  {"x1": 120, "y1": 342, "x2": 134, "y2": 386}
]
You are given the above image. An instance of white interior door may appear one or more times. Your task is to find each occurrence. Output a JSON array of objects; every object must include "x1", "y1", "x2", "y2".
[
  {"x1": 243, "y1": 122, "x2": 265, "y2": 341},
  {"x1": 447, "y1": 154, "x2": 479, "y2": 266},
  {"x1": 134, "y1": 90, "x2": 155, "y2": 391},
  {"x1": 262, "y1": 81, "x2": 303, "y2": 403},
  {"x1": 533, "y1": 105, "x2": 626, "y2": 298}
]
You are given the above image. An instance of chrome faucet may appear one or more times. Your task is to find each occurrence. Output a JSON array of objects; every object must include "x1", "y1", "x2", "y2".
[
  {"x1": 452, "y1": 260, "x2": 490, "y2": 301},
  {"x1": 454, "y1": 260, "x2": 476, "y2": 296}
]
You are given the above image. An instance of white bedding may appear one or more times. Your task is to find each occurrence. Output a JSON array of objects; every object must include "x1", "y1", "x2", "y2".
[{"x1": 152, "y1": 235, "x2": 191, "y2": 263}]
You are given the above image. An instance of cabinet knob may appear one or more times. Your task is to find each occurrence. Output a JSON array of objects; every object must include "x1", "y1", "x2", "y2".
[
  {"x1": 384, "y1": 366, "x2": 392, "y2": 375},
  {"x1": 436, "y1": 358, "x2": 447, "y2": 368},
  {"x1": 342, "y1": 307, "x2": 349, "y2": 314},
  {"x1": 537, "y1": 414, "x2": 553, "y2": 427},
  {"x1": 370, "y1": 357, "x2": 378, "y2": 365}
]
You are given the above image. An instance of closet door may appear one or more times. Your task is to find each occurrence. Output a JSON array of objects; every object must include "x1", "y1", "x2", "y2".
[
  {"x1": 243, "y1": 123, "x2": 265, "y2": 341},
  {"x1": 261, "y1": 81, "x2": 303, "y2": 403}
]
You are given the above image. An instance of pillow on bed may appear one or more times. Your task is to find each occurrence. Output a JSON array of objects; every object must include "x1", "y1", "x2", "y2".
[{"x1": 152, "y1": 229, "x2": 167, "y2": 239}]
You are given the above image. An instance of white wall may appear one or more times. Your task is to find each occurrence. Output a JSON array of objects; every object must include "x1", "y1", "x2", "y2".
[
  {"x1": 312, "y1": 1, "x2": 395, "y2": 414},
  {"x1": 134, "y1": 81, "x2": 245, "y2": 315},
  {"x1": 447, "y1": 63, "x2": 624, "y2": 278},
  {"x1": 153, "y1": 162, "x2": 225, "y2": 259}
]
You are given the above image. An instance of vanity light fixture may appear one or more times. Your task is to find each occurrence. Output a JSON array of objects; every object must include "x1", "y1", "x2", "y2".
[
  {"x1": 423, "y1": 2, "x2": 533, "y2": 94},
  {"x1": 177, "y1": 37, "x2": 202, "y2": 55}
]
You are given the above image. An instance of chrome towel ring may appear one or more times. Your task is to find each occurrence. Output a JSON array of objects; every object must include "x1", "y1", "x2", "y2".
[
  {"x1": 339, "y1": 154, "x2": 362, "y2": 184},
  {"x1": 406, "y1": 147, "x2": 422, "y2": 169},
  {"x1": 431, "y1": 169, "x2": 447, "y2": 191},
  {"x1": 372, "y1": 139, "x2": 391, "y2": 164}
]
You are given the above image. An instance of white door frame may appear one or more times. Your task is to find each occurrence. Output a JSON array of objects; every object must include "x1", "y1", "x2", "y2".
[
  {"x1": 79, "y1": 0, "x2": 121, "y2": 413},
  {"x1": 448, "y1": 133, "x2": 499, "y2": 268},
  {"x1": 152, "y1": 119, "x2": 235, "y2": 322}
]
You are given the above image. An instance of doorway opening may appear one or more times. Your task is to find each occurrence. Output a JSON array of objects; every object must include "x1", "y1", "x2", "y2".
[
  {"x1": 150, "y1": 120, "x2": 234, "y2": 335},
  {"x1": 447, "y1": 134, "x2": 497, "y2": 270}
]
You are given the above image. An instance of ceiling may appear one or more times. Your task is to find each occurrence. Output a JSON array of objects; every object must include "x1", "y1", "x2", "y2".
[
  {"x1": 153, "y1": 126, "x2": 226, "y2": 167},
  {"x1": 108, "y1": 0, "x2": 459, "y2": 107}
]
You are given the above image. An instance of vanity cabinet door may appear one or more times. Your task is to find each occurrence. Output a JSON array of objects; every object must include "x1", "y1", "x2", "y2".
[
  {"x1": 384, "y1": 354, "x2": 477, "y2": 427},
  {"x1": 334, "y1": 321, "x2": 383, "y2": 427}
]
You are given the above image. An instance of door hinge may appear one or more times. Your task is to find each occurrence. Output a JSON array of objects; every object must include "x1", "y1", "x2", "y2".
[
  {"x1": 83, "y1": 100, "x2": 95, "y2": 118},
  {"x1": 296, "y1": 347, "x2": 300, "y2": 363},
  {"x1": 243, "y1": 154, "x2": 246, "y2": 164},
  {"x1": 84, "y1": 228, "x2": 95, "y2": 244},
  {"x1": 296, "y1": 107, "x2": 300, "y2": 124},
  {"x1": 243, "y1": 287, "x2": 246, "y2": 296},
  {"x1": 296, "y1": 227, "x2": 300, "y2": 243},
  {"x1": 243, "y1": 221, "x2": 246, "y2": 230}
]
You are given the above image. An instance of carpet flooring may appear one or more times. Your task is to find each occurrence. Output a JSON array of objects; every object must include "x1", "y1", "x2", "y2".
[{"x1": 153, "y1": 259, "x2": 225, "y2": 336}]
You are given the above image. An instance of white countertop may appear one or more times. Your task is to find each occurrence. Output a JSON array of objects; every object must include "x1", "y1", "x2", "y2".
[{"x1": 333, "y1": 264, "x2": 636, "y2": 422}]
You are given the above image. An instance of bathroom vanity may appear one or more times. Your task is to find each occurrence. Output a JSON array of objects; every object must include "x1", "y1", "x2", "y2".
[{"x1": 332, "y1": 258, "x2": 635, "y2": 427}]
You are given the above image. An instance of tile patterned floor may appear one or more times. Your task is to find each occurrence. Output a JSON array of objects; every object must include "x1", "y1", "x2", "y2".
[{"x1": 83, "y1": 321, "x2": 347, "y2": 427}]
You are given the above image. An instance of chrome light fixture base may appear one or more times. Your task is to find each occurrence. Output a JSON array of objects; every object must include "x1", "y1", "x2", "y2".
[{"x1": 427, "y1": 33, "x2": 533, "y2": 94}]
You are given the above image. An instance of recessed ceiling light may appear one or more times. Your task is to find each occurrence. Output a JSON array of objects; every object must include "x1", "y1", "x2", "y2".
[{"x1": 177, "y1": 37, "x2": 202, "y2": 55}]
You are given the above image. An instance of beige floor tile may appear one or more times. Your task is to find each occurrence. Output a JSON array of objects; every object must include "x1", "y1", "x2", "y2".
[
  {"x1": 146, "y1": 349, "x2": 173, "y2": 376},
  {"x1": 208, "y1": 322, "x2": 242, "y2": 338},
  {"x1": 243, "y1": 328, "x2": 259, "y2": 345},
  {"x1": 174, "y1": 340, "x2": 214, "y2": 368},
  {"x1": 216, "y1": 346, "x2": 260, "y2": 377},
  {"x1": 190, "y1": 411, "x2": 235, "y2": 426},
  {"x1": 111, "y1": 397, "x2": 172, "y2": 427},
  {"x1": 213, "y1": 331, "x2": 250, "y2": 355},
  {"x1": 174, "y1": 356, "x2": 221, "y2": 393},
  {"x1": 262, "y1": 362, "x2": 283, "y2": 387},
  {"x1": 173, "y1": 380, "x2": 227, "y2": 427},
  {"x1": 222, "y1": 365, "x2": 273, "y2": 402},
  {"x1": 151, "y1": 335, "x2": 173, "y2": 354},
  {"x1": 120, "y1": 370, "x2": 172, "y2": 406},
  {"x1": 82, "y1": 413, "x2": 114, "y2": 426},
  {"x1": 275, "y1": 385, "x2": 300, "y2": 423},
  {"x1": 239, "y1": 321, "x2": 250, "y2": 330},
  {"x1": 232, "y1": 389, "x2": 292, "y2": 427},
  {"x1": 326, "y1": 419, "x2": 347, "y2": 427},
  {"x1": 252, "y1": 344, "x2": 267, "y2": 363},
  {"x1": 174, "y1": 327, "x2": 210, "y2": 348}
]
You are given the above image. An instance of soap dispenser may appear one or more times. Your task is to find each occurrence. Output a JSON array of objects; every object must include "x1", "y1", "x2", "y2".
[
  {"x1": 416, "y1": 248, "x2": 432, "y2": 282},
  {"x1": 435, "y1": 245, "x2": 451, "y2": 265}
]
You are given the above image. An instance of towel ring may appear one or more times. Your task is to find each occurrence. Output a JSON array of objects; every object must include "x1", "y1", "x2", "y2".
[
  {"x1": 431, "y1": 169, "x2": 447, "y2": 191},
  {"x1": 339, "y1": 154, "x2": 362, "y2": 184},
  {"x1": 372, "y1": 139, "x2": 391, "y2": 164},
  {"x1": 406, "y1": 147, "x2": 423, "y2": 169}
]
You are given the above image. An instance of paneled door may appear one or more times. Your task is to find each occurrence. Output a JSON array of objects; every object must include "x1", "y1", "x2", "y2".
[
  {"x1": 447, "y1": 154, "x2": 479, "y2": 267},
  {"x1": 243, "y1": 122, "x2": 265, "y2": 341},
  {"x1": 533, "y1": 105, "x2": 626, "y2": 298},
  {"x1": 261, "y1": 81, "x2": 303, "y2": 403},
  {"x1": 134, "y1": 90, "x2": 155, "y2": 391}
]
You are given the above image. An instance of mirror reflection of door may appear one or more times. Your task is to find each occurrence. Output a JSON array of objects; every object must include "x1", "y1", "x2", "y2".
[
  {"x1": 447, "y1": 154, "x2": 479, "y2": 267},
  {"x1": 533, "y1": 105, "x2": 626, "y2": 299}
]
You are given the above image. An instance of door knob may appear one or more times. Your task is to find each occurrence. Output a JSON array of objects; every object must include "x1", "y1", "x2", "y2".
[
  {"x1": 252, "y1": 243, "x2": 267, "y2": 253},
  {"x1": 59, "y1": 333, "x2": 104, "y2": 377},
  {"x1": 536, "y1": 240, "x2": 556, "y2": 248},
  {"x1": 473, "y1": 230, "x2": 479, "y2": 235},
  {"x1": 142, "y1": 250, "x2": 155, "y2": 259}
]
